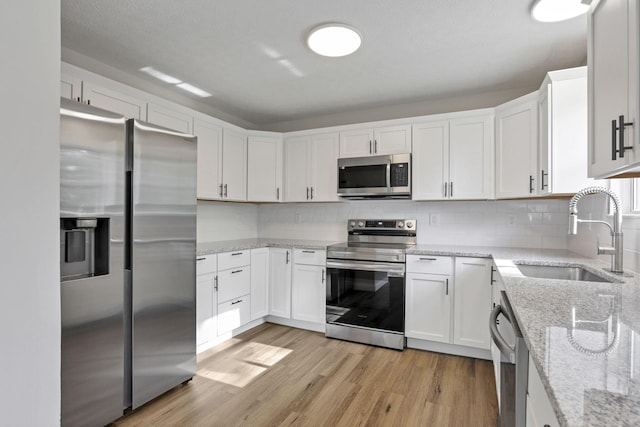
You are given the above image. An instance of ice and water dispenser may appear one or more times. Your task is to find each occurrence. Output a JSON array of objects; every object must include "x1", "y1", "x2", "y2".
[{"x1": 60, "y1": 218, "x2": 110, "y2": 281}]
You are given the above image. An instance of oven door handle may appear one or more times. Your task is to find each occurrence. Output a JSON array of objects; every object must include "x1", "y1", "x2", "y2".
[
  {"x1": 326, "y1": 259, "x2": 405, "y2": 276},
  {"x1": 489, "y1": 304, "x2": 516, "y2": 363}
]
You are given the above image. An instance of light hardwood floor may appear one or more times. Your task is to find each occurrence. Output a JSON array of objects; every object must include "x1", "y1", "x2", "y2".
[{"x1": 115, "y1": 323, "x2": 498, "y2": 426}]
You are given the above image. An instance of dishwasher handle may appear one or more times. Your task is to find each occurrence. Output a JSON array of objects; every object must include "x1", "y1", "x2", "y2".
[{"x1": 490, "y1": 304, "x2": 516, "y2": 364}]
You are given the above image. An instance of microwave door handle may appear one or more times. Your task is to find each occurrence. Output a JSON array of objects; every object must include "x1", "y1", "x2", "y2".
[
  {"x1": 489, "y1": 304, "x2": 516, "y2": 363},
  {"x1": 386, "y1": 159, "x2": 391, "y2": 192}
]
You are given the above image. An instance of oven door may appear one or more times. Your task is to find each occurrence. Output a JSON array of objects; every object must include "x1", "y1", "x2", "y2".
[{"x1": 326, "y1": 259, "x2": 405, "y2": 333}]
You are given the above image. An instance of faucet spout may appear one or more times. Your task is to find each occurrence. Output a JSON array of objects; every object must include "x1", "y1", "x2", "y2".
[{"x1": 568, "y1": 186, "x2": 624, "y2": 274}]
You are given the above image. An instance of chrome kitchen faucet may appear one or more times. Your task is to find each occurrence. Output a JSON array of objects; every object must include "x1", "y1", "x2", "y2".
[{"x1": 568, "y1": 186, "x2": 624, "y2": 274}]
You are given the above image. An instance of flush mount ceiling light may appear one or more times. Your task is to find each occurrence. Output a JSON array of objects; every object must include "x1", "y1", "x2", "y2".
[
  {"x1": 307, "y1": 24, "x2": 362, "y2": 57},
  {"x1": 531, "y1": 0, "x2": 590, "y2": 23}
]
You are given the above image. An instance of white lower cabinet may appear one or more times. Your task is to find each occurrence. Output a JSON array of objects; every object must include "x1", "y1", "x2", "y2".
[
  {"x1": 453, "y1": 257, "x2": 492, "y2": 349},
  {"x1": 526, "y1": 355, "x2": 559, "y2": 427},
  {"x1": 291, "y1": 249, "x2": 326, "y2": 324},
  {"x1": 405, "y1": 272, "x2": 452, "y2": 342},
  {"x1": 269, "y1": 248, "x2": 292, "y2": 319},
  {"x1": 218, "y1": 295, "x2": 251, "y2": 336},
  {"x1": 250, "y1": 248, "x2": 269, "y2": 320},
  {"x1": 196, "y1": 255, "x2": 217, "y2": 350},
  {"x1": 406, "y1": 255, "x2": 492, "y2": 351}
]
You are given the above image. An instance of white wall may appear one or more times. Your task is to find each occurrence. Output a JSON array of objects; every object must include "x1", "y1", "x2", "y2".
[
  {"x1": 258, "y1": 199, "x2": 570, "y2": 249},
  {"x1": 0, "y1": 1, "x2": 61, "y2": 425},
  {"x1": 197, "y1": 201, "x2": 258, "y2": 242}
]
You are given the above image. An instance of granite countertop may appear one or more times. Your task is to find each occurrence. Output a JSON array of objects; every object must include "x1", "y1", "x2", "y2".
[
  {"x1": 493, "y1": 252, "x2": 640, "y2": 427},
  {"x1": 197, "y1": 238, "x2": 338, "y2": 255}
]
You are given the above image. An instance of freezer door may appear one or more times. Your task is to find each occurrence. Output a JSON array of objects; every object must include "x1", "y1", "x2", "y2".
[
  {"x1": 129, "y1": 120, "x2": 197, "y2": 409},
  {"x1": 59, "y1": 98, "x2": 126, "y2": 427}
]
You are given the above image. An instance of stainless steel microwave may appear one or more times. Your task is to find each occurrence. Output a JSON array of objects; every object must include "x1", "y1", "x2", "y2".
[{"x1": 337, "y1": 153, "x2": 411, "y2": 199}]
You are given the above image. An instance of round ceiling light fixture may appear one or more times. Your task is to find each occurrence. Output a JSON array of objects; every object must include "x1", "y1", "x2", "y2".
[
  {"x1": 531, "y1": 0, "x2": 590, "y2": 23},
  {"x1": 307, "y1": 24, "x2": 362, "y2": 57}
]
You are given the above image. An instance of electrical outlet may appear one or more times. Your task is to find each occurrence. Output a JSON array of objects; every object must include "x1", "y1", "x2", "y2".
[
  {"x1": 295, "y1": 213, "x2": 302, "y2": 224},
  {"x1": 507, "y1": 214, "x2": 517, "y2": 226},
  {"x1": 430, "y1": 213, "x2": 440, "y2": 227}
]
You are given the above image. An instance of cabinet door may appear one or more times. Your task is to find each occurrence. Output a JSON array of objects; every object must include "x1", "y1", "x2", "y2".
[
  {"x1": 412, "y1": 121, "x2": 449, "y2": 200},
  {"x1": 221, "y1": 129, "x2": 247, "y2": 201},
  {"x1": 449, "y1": 115, "x2": 494, "y2": 200},
  {"x1": 60, "y1": 73, "x2": 81, "y2": 101},
  {"x1": 269, "y1": 248, "x2": 292, "y2": 318},
  {"x1": 196, "y1": 273, "x2": 216, "y2": 349},
  {"x1": 194, "y1": 118, "x2": 223, "y2": 200},
  {"x1": 146, "y1": 102, "x2": 193, "y2": 134},
  {"x1": 405, "y1": 273, "x2": 452, "y2": 343},
  {"x1": 250, "y1": 248, "x2": 269, "y2": 320},
  {"x1": 538, "y1": 86, "x2": 551, "y2": 195},
  {"x1": 247, "y1": 135, "x2": 283, "y2": 202},
  {"x1": 526, "y1": 355, "x2": 560, "y2": 427},
  {"x1": 495, "y1": 96, "x2": 538, "y2": 198},
  {"x1": 453, "y1": 257, "x2": 492, "y2": 349},
  {"x1": 373, "y1": 124, "x2": 412, "y2": 155},
  {"x1": 292, "y1": 264, "x2": 325, "y2": 323},
  {"x1": 588, "y1": 0, "x2": 635, "y2": 177},
  {"x1": 284, "y1": 136, "x2": 311, "y2": 202},
  {"x1": 82, "y1": 82, "x2": 146, "y2": 119},
  {"x1": 339, "y1": 128, "x2": 375, "y2": 158},
  {"x1": 310, "y1": 133, "x2": 339, "y2": 201}
]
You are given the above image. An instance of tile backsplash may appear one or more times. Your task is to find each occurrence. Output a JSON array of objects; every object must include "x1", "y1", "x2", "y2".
[
  {"x1": 258, "y1": 199, "x2": 571, "y2": 249},
  {"x1": 198, "y1": 192, "x2": 639, "y2": 274}
]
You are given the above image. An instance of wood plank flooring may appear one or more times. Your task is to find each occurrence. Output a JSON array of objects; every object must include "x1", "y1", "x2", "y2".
[{"x1": 115, "y1": 323, "x2": 498, "y2": 426}]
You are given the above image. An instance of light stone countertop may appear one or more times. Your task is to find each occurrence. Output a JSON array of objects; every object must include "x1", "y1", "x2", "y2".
[
  {"x1": 199, "y1": 240, "x2": 640, "y2": 425},
  {"x1": 197, "y1": 238, "x2": 338, "y2": 255}
]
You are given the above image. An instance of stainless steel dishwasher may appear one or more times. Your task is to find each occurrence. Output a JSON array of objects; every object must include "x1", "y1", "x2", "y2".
[{"x1": 490, "y1": 290, "x2": 529, "y2": 427}]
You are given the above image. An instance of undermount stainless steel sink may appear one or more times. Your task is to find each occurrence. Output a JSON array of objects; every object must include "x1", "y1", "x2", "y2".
[{"x1": 516, "y1": 264, "x2": 614, "y2": 283}]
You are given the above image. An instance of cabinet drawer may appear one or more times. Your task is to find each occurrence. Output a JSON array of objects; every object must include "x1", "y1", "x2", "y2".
[
  {"x1": 218, "y1": 250, "x2": 250, "y2": 270},
  {"x1": 196, "y1": 254, "x2": 217, "y2": 275},
  {"x1": 293, "y1": 248, "x2": 326, "y2": 266},
  {"x1": 218, "y1": 267, "x2": 251, "y2": 303},
  {"x1": 406, "y1": 255, "x2": 453, "y2": 275},
  {"x1": 218, "y1": 294, "x2": 251, "y2": 335},
  {"x1": 526, "y1": 355, "x2": 559, "y2": 427}
]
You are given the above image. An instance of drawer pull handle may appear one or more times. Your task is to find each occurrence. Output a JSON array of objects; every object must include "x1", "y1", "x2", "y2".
[
  {"x1": 302, "y1": 250, "x2": 315, "y2": 254},
  {"x1": 231, "y1": 299, "x2": 242, "y2": 305},
  {"x1": 419, "y1": 257, "x2": 437, "y2": 261},
  {"x1": 231, "y1": 269, "x2": 243, "y2": 274},
  {"x1": 445, "y1": 278, "x2": 449, "y2": 296},
  {"x1": 231, "y1": 252, "x2": 243, "y2": 256},
  {"x1": 196, "y1": 257, "x2": 206, "y2": 261}
]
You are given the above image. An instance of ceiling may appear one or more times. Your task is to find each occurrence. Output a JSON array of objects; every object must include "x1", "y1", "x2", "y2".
[{"x1": 61, "y1": 0, "x2": 587, "y2": 131}]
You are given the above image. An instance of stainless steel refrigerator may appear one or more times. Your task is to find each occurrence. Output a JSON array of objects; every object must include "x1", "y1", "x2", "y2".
[{"x1": 60, "y1": 98, "x2": 197, "y2": 426}]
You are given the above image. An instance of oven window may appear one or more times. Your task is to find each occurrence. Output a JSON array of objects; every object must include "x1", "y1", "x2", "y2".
[
  {"x1": 326, "y1": 268, "x2": 404, "y2": 333},
  {"x1": 339, "y1": 164, "x2": 387, "y2": 189}
]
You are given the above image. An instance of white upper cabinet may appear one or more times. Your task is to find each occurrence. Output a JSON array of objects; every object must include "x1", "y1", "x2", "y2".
[
  {"x1": 495, "y1": 92, "x2": 539, "y2": 198},
  {"x1": 413, "y1": 112, "x2": 493, "y2": 201},
  {"x1": 81, "y1": 81, "x2": 146, "y2": 119},
  {"x1": 588, "y1": 0, "x2": 640, "y2": 178},
  {"x1": 339, "y1": 124, "x2": 411, "y2": 158},
  {"x1": 194, "y1": 118, "x2": 223, "y2": 200},
  {"x1": 247, "y1": 134, "x2": 283, "y2": 202},
  {"x1": 538, "y1": 67, "x2": 598, "y2": 195},
  {"x1": 284, "y1": 132, "x2": 339, "y2": 202},
  {"x1": 221, "y1": 129, "x2": 248, "y2": 201},
  {"x1": 60, "y1": 72, "x2": 82, "y2": 101},
  {"x1": 146, "y1": 102, "x2": 193, "y2": 134}
]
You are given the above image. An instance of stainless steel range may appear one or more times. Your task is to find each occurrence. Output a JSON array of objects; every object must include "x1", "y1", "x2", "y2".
[{"x1": 326, "y1": 219, "x2": 416, "y2": 350}]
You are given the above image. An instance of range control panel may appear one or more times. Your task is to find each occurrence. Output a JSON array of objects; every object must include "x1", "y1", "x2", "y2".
[{"x1": 347, "y1": 219, "x2": 416, "y2": 232}]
